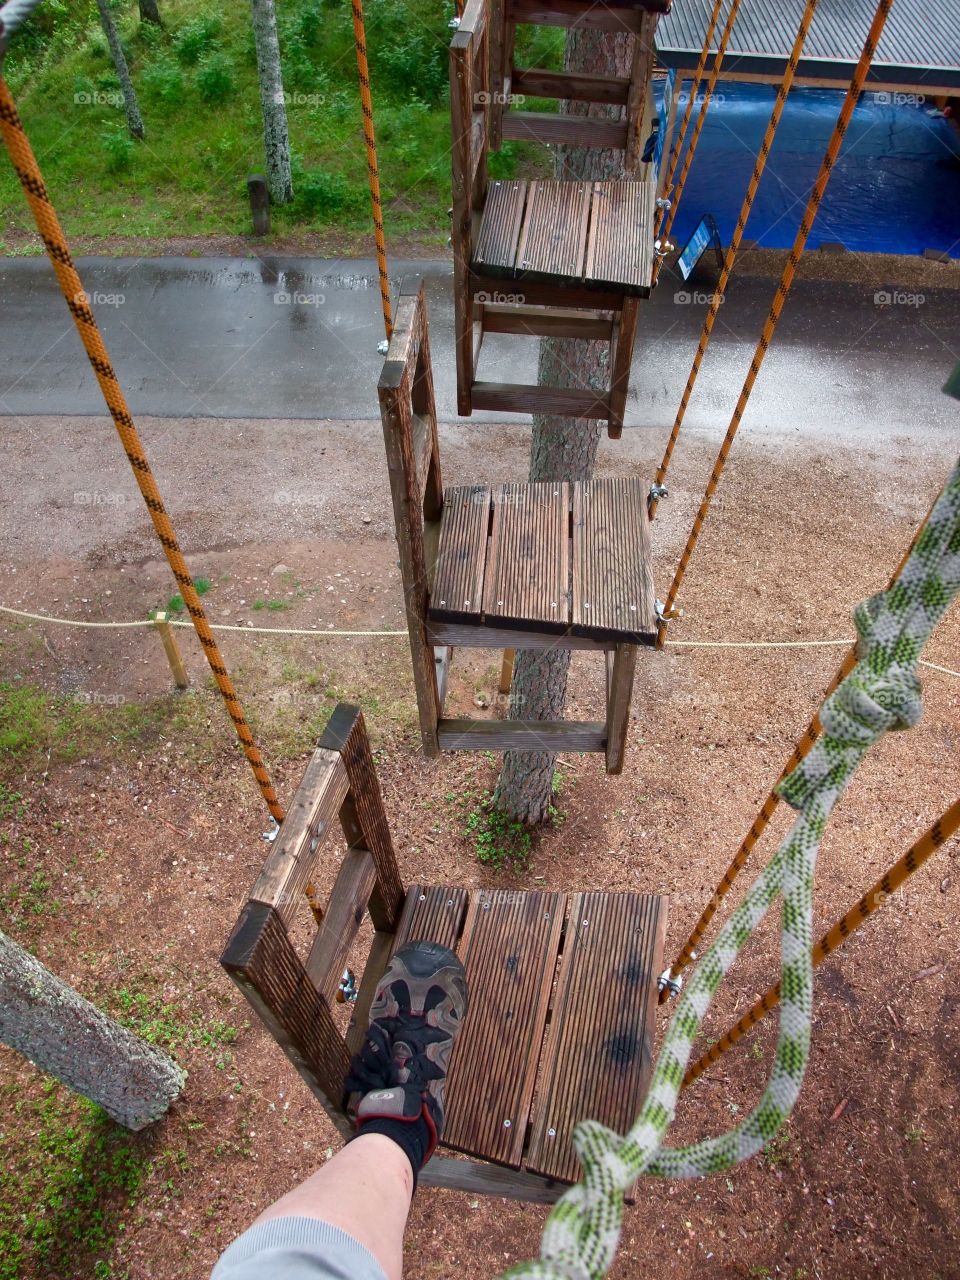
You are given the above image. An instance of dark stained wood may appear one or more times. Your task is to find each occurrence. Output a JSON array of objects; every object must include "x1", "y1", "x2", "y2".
[
  {"x1": 429, "y1": 485, "x2": 491, "y2": 626},
  {"x1": 607, "y1": 295, "x2": 640, "y2": 437},
  {"x1": 392, "y1": 883, "x2": 469, "y2": 954},
  {"x1": 584, "y1": 179, "x2": 654, "y2": 295},
  {"x1": 604, "y1": 642, "x2": 638, "y2": 774},
  {"x1": 471, "y1": 274, "x2": 626, "y2": 312},
  {"x1": 571, "y1": 478, "x2": 657, "y2": 641},
  {"x1": 249, "y1": 748, "x2": 349, "y2": 926},
  {"x1": 450, "y1": 0, "x2": 486, "y2": 415},
  {"x1": 345, "y1": 929, "x2": 395, "y2": 1056},
  {"x1": 320, "y1": 705, "x2": 405, "y2": 930},
  {"x1": 473, "y1": 180, "x2": 527, "y2": 274},
  {"x1": 511, "y1": 65, "x2": 631, "y2": 104},
  {"x1": 305, "y1": 849, "x2": 378, "y2": 1003},
  {"x1": 525, "y1": 892, "x2": 665, "y2": 1182},
  {"x1": 427, "y1": 620, "x2": 611, "y2": 652},
  {"x1": 502, "y1": 111, "x2": 628, "y2": 149},
  {"x1": 472, "y1": 381, "x2": 611, "y2": 419},
  {"x1": 625, "y1": 12, "x2": 658, "y2": 170},
  {"x1": 482, "y1": 303, "x2": 613, "y2": 341},
  {"x1": 443, "y1": 889, "x2": 565, "y2": 1166},
  {"x1": 516, "y1": 180, "x2": 592, "y2": 280},
  {"x1": 483, "y1": 482, "x2": 570, "y2": 631},
  {"x1": 221, "y1": 901, "x2": 353, "y2": 1136},
  {"x1": 420, "y1": 1154, "x2": 567, "y2": 1202},
  {"x1": 506, "y1": 0, "x2": 652, "y2": 32},
  {"x1": 438, "y1": 719, "x2": 606, "y2": 752}
]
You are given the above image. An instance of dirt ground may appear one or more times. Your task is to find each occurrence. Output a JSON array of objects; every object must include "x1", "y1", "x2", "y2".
[{"x1": 0, "y1": 406, "x2": 958, "y2": 1280}]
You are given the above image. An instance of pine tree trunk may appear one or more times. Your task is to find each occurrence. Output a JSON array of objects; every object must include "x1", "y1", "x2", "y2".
[
  {"x1": 494, "y1": 29, "x2": 635, "y2": 826},
  {"x1": 250, "y1": 0, "x2": 294, "y2": 205},
  {"x1": 96, "y1": 0, "x2": 145, "y2": 140},
  {"x1": 138, "y1": 0, "x2": 162, "y2": 25},
  {"x1": 0, "y1": 930, "x2": 185, "y2": 1131}
]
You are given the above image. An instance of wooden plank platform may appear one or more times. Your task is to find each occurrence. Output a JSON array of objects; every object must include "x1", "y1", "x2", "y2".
[
  {"x1": 430, "y1": 485, "x2": 490, "y2": 625},
  {"x1": 367, "y1": 886, "x2": 666, "y2": 1181},
  {"x1": 483, "y1": 482, "x2": 570, "y2": 631},
  {"x1": 571, "y1": 477, "x2": 657, "y2": 641},
  {"x1": 526, "y1": 892, "x2": 665, "y2": 1182},
  {"x1": 443, "y1": 889, "x2": 565, "y2": 1166},
  {"x1": 473, "y1": 180, "x2": 654, "y2": 296}
]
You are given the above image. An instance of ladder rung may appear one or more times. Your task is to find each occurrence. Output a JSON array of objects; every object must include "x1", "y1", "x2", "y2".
[
  {"x1": 501, "y1": 111, "x2": 628, "y2": 150},
  {"x1": 511, "y1": 66, "x2": 631, "y2": 105}
]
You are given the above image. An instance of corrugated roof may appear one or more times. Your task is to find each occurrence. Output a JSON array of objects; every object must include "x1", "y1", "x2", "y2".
[{"x1": 656, "y1": 0, "x2": 960, "y2": 90}]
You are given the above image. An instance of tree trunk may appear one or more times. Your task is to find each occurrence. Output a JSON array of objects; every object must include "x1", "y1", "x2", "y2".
[
  {"x1": 96, "y1": 0, "x2": 145, "y2": 140},
  {"x1": 494, "y1": 29, "x2": 635, "y2": 826},
  {"x1": 250, "y1": 0, "x2": 294, "y2": 205},
  {"x1": 138, "y1": 0, "x2": 162, "y2": 25},
  {"x1": 0, "y1": 929, "x2": 185, "y2": 1130}
]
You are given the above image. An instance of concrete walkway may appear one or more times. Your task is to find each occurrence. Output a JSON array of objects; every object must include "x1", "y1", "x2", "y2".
[{"x1": 0, "y1": 256, "x2": 957, "y2": 438}]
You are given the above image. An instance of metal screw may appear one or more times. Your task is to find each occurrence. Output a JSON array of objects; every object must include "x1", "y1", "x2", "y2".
[
  {"x1": 582, "y1": 919, "x2": 589, "y2": 927},
  {"x1": 483, "y1": 901, "x2": 491, "y2": 910},
  {"x1": 419, "y1": 893, "x2": 426, "y2": 902},
  {"x1": 503, "y1": 1118, "x2": 512, "y2": 1128},
  {"x1": 447, "y1": 898, "x2": 454, "y2": 907},
  {"x1": 544, "y1": 912, "x2": 550, "y2": 920},
  {"x1": 547, "y1": 1127, "x2": 556, "y2": 1138}
]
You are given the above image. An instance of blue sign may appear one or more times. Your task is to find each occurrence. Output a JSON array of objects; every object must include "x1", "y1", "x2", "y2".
[
  {"x1": 677, "y1": 213, "x2": 721, "y2": 281},
  {"x1": 653, "y1": 68, "x2": 676, "y2": 176}
]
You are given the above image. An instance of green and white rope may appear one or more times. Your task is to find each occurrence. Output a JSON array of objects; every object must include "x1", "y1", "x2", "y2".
[{"x1": 505, "y1": 456, "x2": 960, "y2": 1280}]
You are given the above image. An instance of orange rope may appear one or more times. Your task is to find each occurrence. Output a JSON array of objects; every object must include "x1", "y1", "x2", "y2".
[
  {"x1": 656, "y1": 0, "x2": 893, "y2": 646},
  {"x1": 0, "y1": 80, "x2": 292, "y2": 824},
  {"x1": 682, "y1": 798, "x2": 960, "y2": 1086},
  {"x1": 652, "y1": 0, "x2": 743, "y2": 281},
  {"x1": 648, "y1": 0, "x2": 821, "y2": 520},
  {"x1": 351, "y1": 0, "x2": 392, "y2": 340},
  {"x1": 655, "y1": 0, "x2": 725, "y2": 237}
]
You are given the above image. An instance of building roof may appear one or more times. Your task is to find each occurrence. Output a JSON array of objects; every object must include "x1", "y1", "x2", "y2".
[{"x1": 655, "y1": 0, "x2": 960, "y2": 92}]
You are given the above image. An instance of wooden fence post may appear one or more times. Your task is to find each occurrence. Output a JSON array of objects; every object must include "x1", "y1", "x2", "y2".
[{"x1": 153, "y1": 611, "x2": 189, "y2": 689}]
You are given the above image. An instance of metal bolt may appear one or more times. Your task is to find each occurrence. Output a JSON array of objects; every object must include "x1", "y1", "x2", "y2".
[
  {"x1": 544, "y1": 912, "x2": 550, "y2": 920},
  {"x1": 582, "y1": 919, "x2": 589, "y2": 927},
  {"x1": 547, "y1": 1127, "x2": 556, "y2": 1138},
  {"x1": 503, "y1": 1118, "x2": 512, "y2": 1128},
  {"x1": 419, "y1": 893, "x2": 426, "y2": 902},
  {"x1": 447, "y1": 898, "x2": 454, "y2": 907},
  {"x1": 483, "y1": 901, "x2": 491, "y2": 910}
]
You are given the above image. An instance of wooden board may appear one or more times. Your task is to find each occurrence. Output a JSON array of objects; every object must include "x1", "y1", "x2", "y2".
[
  {"x1": 525, "y1": 892, "x2": 666, "y2": 1182},
  {"x1": 516, "y1": 180, "x2": 591, "y2": 281},
  {"x1": 506, "y1": 0, "x2": 655, "y2": 32},
  {"x1": 473, "y1": 180, "x2": 527, "y2": 274},
  {"x1": 392, "y1": 883, "x2": 469, "y2": 955},
  {"x1": 437, "y1": 719, "x2": 606, "y2": 753},
  {"x1": 429, "y1": 485, "x2": 490, "y2": 625},
  {"x1": 571, "y1": 478, "x2": 656, "y2": 642},
  {"x1": 472, "y1": 381, "x2": 611, "y2": 419},
  {"x1": 502, "y1": 112, "x2": 628, "y2": 150},
  {"x1": 483, "y1": 482, "x2": 570, "y2": 632},
  {"x1": 510, "y1": 66, "x2": 631, "y2": 104},
  {"x1": 584, "y1": 179, "x2": 654, "y2": 296},
  {"x1": 443, "y1": 889, "x2": 565, "y2": 1166}
]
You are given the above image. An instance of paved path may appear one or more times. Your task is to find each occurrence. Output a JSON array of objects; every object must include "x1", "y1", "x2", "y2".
[{"x1": 0, "y1": 256, "x2": 957, "y2": 438}]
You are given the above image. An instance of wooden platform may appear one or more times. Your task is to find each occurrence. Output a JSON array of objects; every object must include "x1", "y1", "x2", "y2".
[
  {"x1": 429, "y1": 476, "x2": 657, "y2": 643},
  {"x1": 394, "y1": 884, "x2": 666, "y2": 1182},
  {"x1": 474, "y1": 179, "x2": 656, "y2": 297}
]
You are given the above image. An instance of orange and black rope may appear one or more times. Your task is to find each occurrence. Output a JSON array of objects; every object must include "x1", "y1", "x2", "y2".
[
  {"x1": 649, "y1": 0, "x2": 821, "y2": 520},
  {"x1": 656, "y1": 0, "x2": 893, "y2": 645},
  {"x1": 681, "y1": 798, "x2": 960, "y2": 1086},
  {"x1": 0, "y1": 77, "x2": 286, "y2": 832},
  {"x1": 655, "y1": 0, "x2": 725, "y2": 237},
  {"x1": 351, "y1": 0, "x2": 392, "y2": 341},
  {"x1": 653, "y1": 0, "x2": 743, "y2": 280}
]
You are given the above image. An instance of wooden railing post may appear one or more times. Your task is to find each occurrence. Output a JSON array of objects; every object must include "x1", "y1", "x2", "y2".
[{"x1": 153, "y1": 610, "x2": 189, "y2": 689}]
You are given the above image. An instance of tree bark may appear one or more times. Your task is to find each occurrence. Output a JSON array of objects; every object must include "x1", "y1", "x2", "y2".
[
  {"x1": 250, "y1": 0, "x2": 294, "y2": 205},
  {"x1": 494, "y1": 29, "x2": 635, "y2": 825},
  {"x1": 0, "y1": 929, "x2": 185, "y2": 1131},
  {"x1": 96, "y1": 0, "x2": 145, "y2": 140},
  {"x1": 138, "y1": 0, "x2": 161, "y2": 25}
]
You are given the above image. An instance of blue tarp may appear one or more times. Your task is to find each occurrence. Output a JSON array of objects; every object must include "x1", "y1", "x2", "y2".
[{"x1": 656, "y1": 82, "x2": 960, "y2": 257}]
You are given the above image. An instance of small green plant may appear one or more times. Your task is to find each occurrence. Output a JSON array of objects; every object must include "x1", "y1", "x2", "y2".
[
  {"x1": 196, "y1": 52, "x2": 235, "y2": 103},
  {"x1": 762, "y1": 1127, "x2": 794, "y2": 1170},
  {"x1": 141, "y1": 54, "x2": 185, "y2": 105},
  {"x1": 99, "y1": 122, "x2": 134, "y2": 173},
  {"x1": 165, "y1": 576, "x2": 211, "y2": 614},
  {"x1": 905, "y1": 1124, "x2": 926, "y2": 1144},
  {"x1": 749, "y1": 1039, "x2": 764, "y2": 1060},
  {"x1": 464, "y1": 796, "x2": 532, "y2": 870},
  {"x1": 293, "y1": 167, "x2": 360, "y2": 218},
  {"x1": 173, "y1": 14, "x2": 223, "y2": 66}
]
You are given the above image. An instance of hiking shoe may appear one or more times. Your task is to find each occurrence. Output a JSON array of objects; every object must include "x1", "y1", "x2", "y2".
[{"x1": 345, "y1": 940, "x2": 468, "y2": 1162}]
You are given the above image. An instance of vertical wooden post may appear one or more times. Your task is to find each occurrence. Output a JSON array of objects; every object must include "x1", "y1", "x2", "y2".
[
  {"x1": 247, "y1": 175, "x2": 271, "y2": 236},
  {"x1": 499, "y1": 649, "x2": 515, "y2": 696},
  {"x1": 608, "y1": 297, "x2": 639, "y2": 440},
  {"x1": 605, "y1": 643, "x2": 637, "y2": 775},
  {"x1": 153, "y1": 611, "x2": 189, "y2": 689}
]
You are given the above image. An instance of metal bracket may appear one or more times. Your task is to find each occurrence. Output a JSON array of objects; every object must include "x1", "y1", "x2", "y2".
[
  {"x1": 262, "y1": 818, "x2": 280, "y2": 843},
  {"x1": 377, "y1": 338, "x2": 389, "y2": 356},
  {"x1": 655, "y1": 599, "x2": 682, "y2": 626},
  {"x1": 655, "y1": 197, "x2": 672, "y2": 211},
  {"x1": 654, "y1": 237, "x2": 676, "y2": 259},
  {"x1": 448, "y1": 14, "x2": 461, "y2": 27},
  {"x1": 658, "y1": 967, "x2": 683, "y2": 998},
  {"x1": 649, "y1": 482, "x2": 668, "y2": 502}
]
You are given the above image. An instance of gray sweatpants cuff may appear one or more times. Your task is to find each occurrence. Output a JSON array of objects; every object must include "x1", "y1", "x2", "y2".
[{"x1": 211, "y1": 1214, "x2": 388, "y2": 1280}]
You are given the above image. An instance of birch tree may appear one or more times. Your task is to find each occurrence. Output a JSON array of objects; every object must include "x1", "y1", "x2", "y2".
[
  {"x1": 495, "y1": 29, "x2": 638, "y2": 824},
  {"x1": 250, "y1": 0, "x2": 294, "y2": 204},
  {"x1": 96, "y1": 0, "x2": 145, "y2": 140},
  {"x1": 0, "y1": 929, "x2": 185, "y2": 1131}
]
